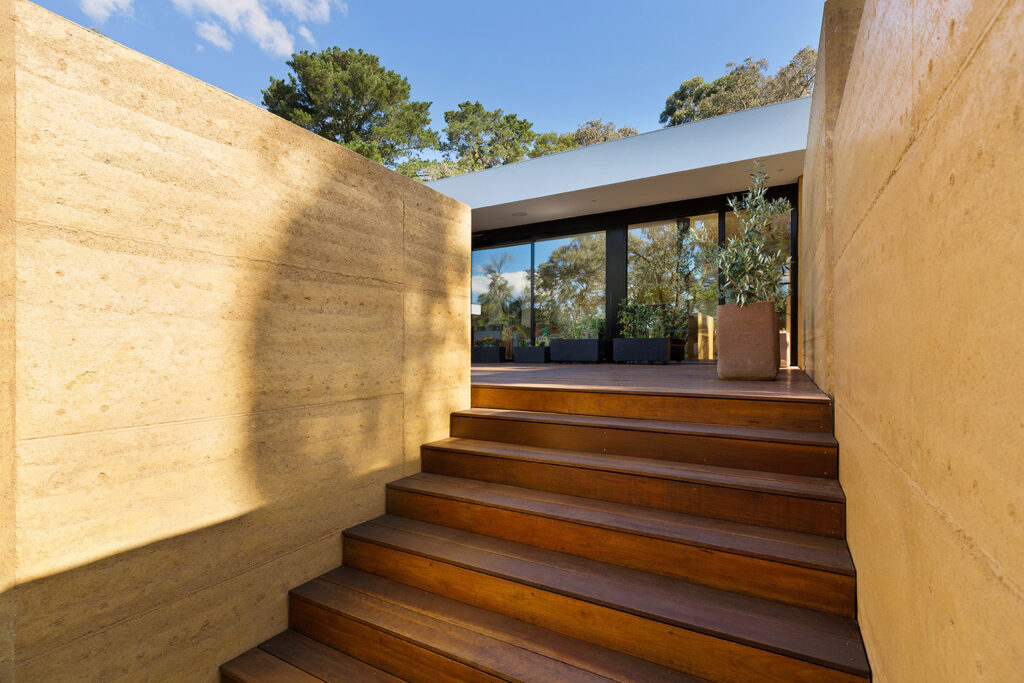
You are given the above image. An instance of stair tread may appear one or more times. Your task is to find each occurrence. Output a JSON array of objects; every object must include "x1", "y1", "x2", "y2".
[
  {"x1": 424, "y1": 437, "x2": 845, "y2": 503},
  {"x1": 389, "y1": 473, "x2": 854, "y2": 575},
  {"x1": 454, "y1": 408, "x2": 839, "y2": 448},
  {"x1": 345, "y1": 516, "x2": 870, "y2": 678},
  {"x1": 221, "y1": 646, "x2": 326, "y2": 683},
  {"x1": 294, "y1": 568, "x2": 702, "y2": 683},
  {"x1": 259, "y1": 630, "x2": 402, "y2": 682}
]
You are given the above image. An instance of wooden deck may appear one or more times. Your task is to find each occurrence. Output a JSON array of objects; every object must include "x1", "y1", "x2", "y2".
[{"x1": 471, "y1": 363, "x2": 830, "y2": 403}]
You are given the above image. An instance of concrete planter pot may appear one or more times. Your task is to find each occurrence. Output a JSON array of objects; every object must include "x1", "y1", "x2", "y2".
[
  {"x1": 550, "y1": 338, "x2": 603, "y2": 363},
  {"x1": 471, "y1": 346, "x2": 505, "y2": 363},
  {"x1": 513, "y1": 346, "x2": 550, "y2": 363},
  {"x1": 613, "y1": 337, "x2": 670, "y2": 363},
  {"x1": 717, "y1": 302, "x2": 780, "y2": 380}
]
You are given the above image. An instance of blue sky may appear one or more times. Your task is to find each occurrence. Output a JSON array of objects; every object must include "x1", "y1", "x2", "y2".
[{"x1": 37, "y1": 0, "x2": 824, "y2": 136}]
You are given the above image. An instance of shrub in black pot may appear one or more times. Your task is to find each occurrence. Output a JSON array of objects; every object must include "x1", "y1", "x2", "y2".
[
  {"x1": 613, "y1": 301, "x2": 669, "y2": 363},
  {"x1": 513, "y1": 341, "x2": 550, "y2": 363},
  {"x1": 471, "y1": 336, "x2": 505, "y2": 363},
  {"x1": 550, "y1": 318, "x2": 604, "y2": 363}
]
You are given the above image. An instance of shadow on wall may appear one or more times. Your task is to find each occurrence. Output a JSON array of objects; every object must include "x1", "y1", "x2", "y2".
[{"x1": 7, "y1": 9, "x2": 466, "y2": 675}]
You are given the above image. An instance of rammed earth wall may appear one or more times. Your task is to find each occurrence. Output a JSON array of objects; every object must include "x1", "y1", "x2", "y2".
[
  {"x1": 0, "y1": 1, "x2": 470, "y2": 679},
  {"x1": 801, "y1": 0, "x2": 1024, "y2": 679}
]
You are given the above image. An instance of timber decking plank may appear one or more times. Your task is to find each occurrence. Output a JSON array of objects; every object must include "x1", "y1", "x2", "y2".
[
  {"x1": 451, "y1": 408, "x2": 838, "y2": 477},
  {"x1": 220, "y1": 648, "x2": 324, "y2": 683},
  {"x1": 318, "y1": 567, "x2": 702, "y2": 682},
  {"x1": 422, "y1": 438, "x2": 845, "y2": 537},
  {"x1": 291, "y1": 575, "x2": 690, "y2": 682},
  {"x1": 389, "y1": 473, "x2": 853, "y2": 572},
  {"x1": 343, "y1": 517, "x2": 869, "y2": 681},
  {"x1": 424, "y1": 438, "x2": 843, "y2": 501},
  {"x1": 470, "y1": 364, "x2": 830, "y2": 403},
  {"x1": 454, "y1": 408, "x2": 838, "y2": 447},
  {"x1": 470, "y1": 385, "x2": 833, "y2": 432},
  {"x1": 258, "y1": 630, "x2": 402, "y2": 682},
  {"x1": 386, "y1": 474, "x2": 855, "y2": 615}
]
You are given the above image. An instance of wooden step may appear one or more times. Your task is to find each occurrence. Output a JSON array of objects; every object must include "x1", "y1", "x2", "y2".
[
  {"x1": 386, "y1": 473, "x2": 856, "y2": 616},
  {"x1": 343, "y1": 517, "x2": 870, "y2": 682},
  {"x1": 290, "y1": 567, "x2": 700, "y2": 682},
  {"x1": 221, "y1": 630, "x2": 399, "y2": 682},
  {"x1": 421, "y1": 438, "x2": 846, "y2": 537},
  {"x1": 451, "y1": 408, "x2": 838, "y2": 477},
  {"x1": 471, "y1": 384, "x2": 833, "y2": 432}
]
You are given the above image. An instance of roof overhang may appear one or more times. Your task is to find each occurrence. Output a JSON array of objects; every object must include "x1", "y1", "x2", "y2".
[{"x1": 426, "y1": 97, "x2": 810, "y2": 231}]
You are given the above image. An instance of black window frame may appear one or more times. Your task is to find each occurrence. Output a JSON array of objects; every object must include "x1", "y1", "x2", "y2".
[{"x1": 471, "y1": 183, "x2": 800, "y2": 362}]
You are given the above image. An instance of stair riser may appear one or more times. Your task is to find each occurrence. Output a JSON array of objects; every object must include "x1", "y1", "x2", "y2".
[
  {"x1": 343, "y1": 537, "x2": 866, "y2": 683},
  {"x1": 422, "y1": 449, "x2": 846, "y2": 538},
  {"x1": 451, "y1": 415, "x2": 838, "y2": 477},
  {"x1": 386, "y1": 488, "x2": 856, "y2": 617},
  {"x1": 472, "y1": 386, "x2": 833, "y2": 432},
  {"x1": 289, "y1": 595, "x2": 500, "y2": 683}
]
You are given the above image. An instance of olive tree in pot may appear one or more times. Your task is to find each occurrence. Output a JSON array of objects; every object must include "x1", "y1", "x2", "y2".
[
  {"x1": 700, "y1": 163, "x2": 791, "y2": 380},
  {"x1": 614, "y1": 301, "x2": 670, "y2": 363}
]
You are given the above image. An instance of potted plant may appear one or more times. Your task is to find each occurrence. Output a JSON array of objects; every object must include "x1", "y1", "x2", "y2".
[
  {"x1": 613, "y1": 301, "x2": 670, "y2": 363},
  {"x1": 551, "y1": 317, "x2": 605, "y2": 362},
  {"x1": 700, "y1": 162, "x2": 791, "y2": 380},
  {"x1": 471, "y1": 335, "x2": 505, "y2": 364},
  {"x1": 513, "y1": 338, "x2": 550, "y2": 363}
]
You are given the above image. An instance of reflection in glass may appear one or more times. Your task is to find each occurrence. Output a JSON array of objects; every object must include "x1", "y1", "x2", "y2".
[
  {"x1": 534, "y1": 232, "x2": 606, "y2": 341},
  {"x1": 627, "y1": 215, "x2": 718, "y2": 359},
  {"x1": 471, "y1": 244, "x2": 531, "y2": 357}
]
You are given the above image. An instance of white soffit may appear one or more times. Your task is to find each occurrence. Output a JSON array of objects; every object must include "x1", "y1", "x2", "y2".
[{"x1": 426, "y1": 97, "x2": 810, "y2": 231}]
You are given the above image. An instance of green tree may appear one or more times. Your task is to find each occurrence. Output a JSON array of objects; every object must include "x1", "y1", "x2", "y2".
[
  {"x1": 441, "y1": 101, "x2": 536, "y2": 172},
  {"x1": 659, "y1": 47, "x2": 817, "y2": 126},
  {"x1": 395, "y1": 158, "x2": 462, "y2": 181},
  {"x1": 528, "y1": 131, "x2": 578, "y2": 158},
  {"x1": 529, "y1": 119, "x2": 639, "y2": 159},
  {"x1": 571, "y1": 119, "x2": 639, "y2": 146},
  {"x1": 262, "y1": 47, "x2": 438, "y2": 167}
]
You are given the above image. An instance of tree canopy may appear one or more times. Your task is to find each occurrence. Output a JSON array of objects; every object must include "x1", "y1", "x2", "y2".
[
  {"x1": 528, "y1": 119, "x2": 639, "y2": 159},
  {"x1": 262, "y1": 47, "x2": 438, "y2": 167},
  {"x1": 659, "y1": 47, "x2": 817, "y2": 126},
  {"x1": 441, "y1": 101, "x2": 537, "y2": 172}
]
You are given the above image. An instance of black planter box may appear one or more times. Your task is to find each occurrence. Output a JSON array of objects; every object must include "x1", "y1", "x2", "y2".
[
  {"x1": 550, "y1": 338, "x2": 604, "y2": 363},
  {"x1": 613, "y1": 337, "x2": 670, "y2": 363},
  {"x1": 513, "y1": 346, "x2": 550, "y2": 363},
  {"x1": 471, "y1": 346, "x2": 504, "y2": 363}
]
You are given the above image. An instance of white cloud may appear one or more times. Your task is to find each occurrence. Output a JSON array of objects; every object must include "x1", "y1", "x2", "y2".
[
  {"x1": 172, "y1": 0, "x2": 345, "y2": 57},
  {"x1": 272, "y1": 0, "x2": 331, "y2": 23},
  {"x1": 472, "y1": 270, "x2": 530, "y2": 302},
  {"x1": 196, "y1": 20, "x2": 233, "y2": 50},
  {"x1": 80, "y1": 0, "x2": 133, "y2": 23}
]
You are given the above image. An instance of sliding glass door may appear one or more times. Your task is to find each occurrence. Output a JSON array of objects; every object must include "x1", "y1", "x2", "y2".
[
  {"x1": 627, "y1": 214, "x2": 719, "y2": 360},
  {"x1": 533, "y1": 232, "x2": 606, "y2": 342},
  {"x1": 471, "y1": 243, "x2": 530, "y2": 353}
]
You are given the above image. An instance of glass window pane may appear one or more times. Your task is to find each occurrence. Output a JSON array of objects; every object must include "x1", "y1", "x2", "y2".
[
  {"x1": 724, "y1": 209, "x2": 794, "y2": 366},
  {"x1": 533, "y1": 232, "x2": 606, "y2": 341},
  {"x1": 627, "y1": 214, "x2": 718, "y2": 359},
  {"x1": 471, "y1": 244, "x2": 531, "y2": 356}
]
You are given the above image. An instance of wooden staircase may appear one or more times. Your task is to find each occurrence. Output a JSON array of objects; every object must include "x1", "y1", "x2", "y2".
[{"x1": 222, "y1": 378, "x2": 871, "y2": 682}]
